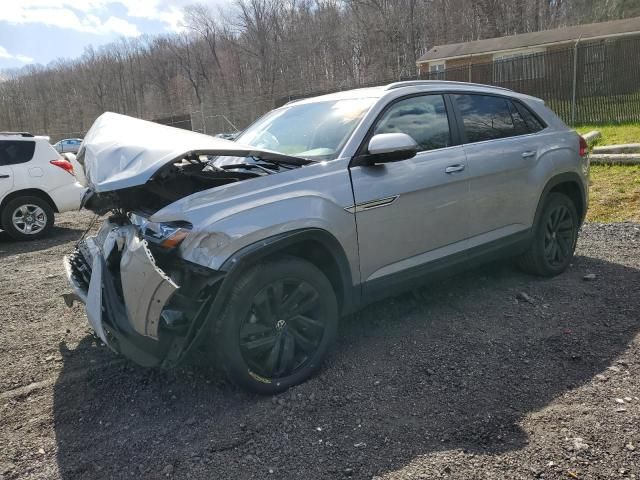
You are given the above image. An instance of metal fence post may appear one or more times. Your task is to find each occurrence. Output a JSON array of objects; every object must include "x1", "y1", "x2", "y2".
[{"x1": 571, "y1": 36, "x2": 581, "y2": 126}]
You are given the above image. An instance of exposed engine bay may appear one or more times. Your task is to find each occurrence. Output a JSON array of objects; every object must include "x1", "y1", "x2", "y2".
[
  {"x1": 82, "y1": 153, "x2": 306, "y2": 215},
  {"x1": 63, "y1": 112, "x2": 321, "y2": 368},
  {"x1": 75, "y1": 111, "x2": 314, "y2": 215}
]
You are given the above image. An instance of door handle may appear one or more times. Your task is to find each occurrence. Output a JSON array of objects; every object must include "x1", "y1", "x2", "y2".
[
  {"x1": 0, "y1": 174, "x2": 10, "y2": 179},
  {"x1": 521, "y1": 151, "x2": 536, "y2": 158},
  {"x1": 445, "y1": 164, "x2": 465, "y2": 174}
]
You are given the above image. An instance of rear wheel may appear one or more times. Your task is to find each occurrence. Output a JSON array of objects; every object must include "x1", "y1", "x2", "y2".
[
  {"x1": 1, "y1": 196, "x2": 54, "y2": 241},
  {"x1": 518, "y1": 192, "x2": 578, "y2": 277},
  {"x1": 215, "y1": 256, "x2": 338, "y2": 394}
]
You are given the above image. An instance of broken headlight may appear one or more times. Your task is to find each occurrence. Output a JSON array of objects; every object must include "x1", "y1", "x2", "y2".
[{"x1": 140, "y1": 220, "x2": 192, "y2": 249}]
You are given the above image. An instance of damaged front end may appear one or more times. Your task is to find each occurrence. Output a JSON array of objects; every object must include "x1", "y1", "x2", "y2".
[
  {"x1": 63, "y1": 112, "x2": 311, "y2": 367},
  {"x1": 64, "y1": 215, "x2": 224, "y2": 367}
]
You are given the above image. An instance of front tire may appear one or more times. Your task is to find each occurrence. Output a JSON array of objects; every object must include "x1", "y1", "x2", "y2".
[
  {"x1": 215, "y1": 256, "x2": 338, "y2": 394},
  {"x1": 518, "y1": 192, "x2": 579, "y2": 277},
  {"x1": 1, "y1": 196, "x2": 54, "y2": 241}
]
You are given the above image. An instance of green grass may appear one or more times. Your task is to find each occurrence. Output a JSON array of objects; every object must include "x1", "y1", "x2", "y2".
[
  {"x1": 588, "y1": 164, "x2": 640, "y2": 222},
  {"x1": 570, "y1": 123, "x2": 640, "y2": 222},
  {"x1": 575, "y1": 123, "x2": 640, "y2": 146}
]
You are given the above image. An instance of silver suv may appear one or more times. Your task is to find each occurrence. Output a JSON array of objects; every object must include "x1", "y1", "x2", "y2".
[{"x1": 64, "y1": 81, "x2": 589, "y2": 393}]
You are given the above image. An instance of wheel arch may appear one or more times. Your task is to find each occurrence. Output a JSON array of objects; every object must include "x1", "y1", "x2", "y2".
[
  {"x1": 534, "y1": 173, "x2": 587, "y2": 228},
  {"x1": 220, "y1": 228, "x2": 358, "y2": 315},
  {"x1": 0, "y1": 188, "x2": 59, "y2": 214}
]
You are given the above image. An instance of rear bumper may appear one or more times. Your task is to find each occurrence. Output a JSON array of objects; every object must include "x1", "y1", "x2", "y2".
[
  {"x1": 63, "y1": 221, "x2": 180, "y2": 366},
  {"x1": 50, "y1": 181, "x2": 85, "y2": 212}
]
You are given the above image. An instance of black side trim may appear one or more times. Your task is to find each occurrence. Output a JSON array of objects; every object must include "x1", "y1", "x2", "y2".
[
  {"x1": 220, "y1": 228, "x2": 356, "y2": 313},
  {"x1": 166, "y1": 229, "x2": 358, "y2": 366},
  {"x1": 362, "y1": 229, "x2": 532, "y2": 306}
]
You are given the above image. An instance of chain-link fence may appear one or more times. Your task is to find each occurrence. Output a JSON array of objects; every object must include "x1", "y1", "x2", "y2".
[{"x1": 418, "y1": 36, "x2": 640, "y2": 125}]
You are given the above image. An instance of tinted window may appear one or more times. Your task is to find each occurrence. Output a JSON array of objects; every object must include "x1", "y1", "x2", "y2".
[
  {"x1": 514, "y1": 102, "x2": 544, "y2": 133},
  {"x1": 507, "y1": 100, "x2": 529, "y2": 136},
  {"x1": 374, "y1": 95, "x2": 451, "y2": 151},
  {"x1": 454, "y1": 94, "x2": 525, "y2": 143},
  {"x1": 0, "y1": 141, "x2": 35, "y2": 166}
]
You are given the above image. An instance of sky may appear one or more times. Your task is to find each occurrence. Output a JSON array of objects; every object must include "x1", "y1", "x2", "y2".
[{"x1": 0, "y1": 0, "x2": 232, "y2": 70}]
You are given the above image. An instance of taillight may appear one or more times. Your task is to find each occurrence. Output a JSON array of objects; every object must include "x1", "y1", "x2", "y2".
[
  {"x1": 50, "y1": 159, "x2": 74, "y2": 176},
  {"x1": 579, "y1": 136, "x2": 588, "y2": 157}
]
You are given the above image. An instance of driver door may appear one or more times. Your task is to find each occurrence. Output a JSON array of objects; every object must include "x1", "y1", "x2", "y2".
[{"x1": 349, "y1": 94, "x2": 471, "y2": 290}]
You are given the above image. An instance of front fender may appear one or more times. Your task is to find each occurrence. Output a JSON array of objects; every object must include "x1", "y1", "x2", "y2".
[{"x1": 176, "y1": 194, "x2": 359, "y2": 285}]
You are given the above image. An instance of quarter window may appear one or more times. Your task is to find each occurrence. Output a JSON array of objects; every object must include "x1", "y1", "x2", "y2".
[
  {"x1": 0, "y1": 141, "x2": 36, "y2": 166},
  {"x1": 373, "y1": 95, "x2": 451, "y2": 152},
  {"x1": 514, "y1": 102, "x2": 544, "y2": 133},
  {"x1": 507, "y1": 101, "x2": 529, "y2": 136}
]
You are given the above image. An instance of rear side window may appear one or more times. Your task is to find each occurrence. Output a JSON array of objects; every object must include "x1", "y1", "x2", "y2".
[
  {"x1": 374, "y1": 94, "x2": 451, "y2": 152},
  {"x1": 454, "y1": 94, "x2": 522, "y2": 143},
  {"x1": 0, "y1": 141, "x2": 36, "y2": 166}
]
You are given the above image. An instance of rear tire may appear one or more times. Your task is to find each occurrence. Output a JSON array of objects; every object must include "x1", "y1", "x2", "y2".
[
  {"x1": 517, "y1": 192, "x2": 578, "y2": 277},
  {"x1": 215, "y1": 256, "x2": 338, "y2": 394},
  {"x1": 1, "y1": 196, "x2": 54, "y2": 241}
]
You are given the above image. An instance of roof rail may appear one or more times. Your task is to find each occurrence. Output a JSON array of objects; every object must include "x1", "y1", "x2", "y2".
[
  {"x1": 0, "y1": 131, "x2": 34, "y2": 137},
  {"x1": 385, "y1": 80, "x2": 513, "y2": 92}
]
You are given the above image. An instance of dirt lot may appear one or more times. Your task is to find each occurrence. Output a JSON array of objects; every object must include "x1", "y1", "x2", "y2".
[{"x1": 0, "y1": 212, "x2": 638, "y2": 480}]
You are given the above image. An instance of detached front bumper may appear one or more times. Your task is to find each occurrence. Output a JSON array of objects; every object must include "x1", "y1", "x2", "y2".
[{"x1": 63, "y1": 220, "x2": 180, "y2": 366}]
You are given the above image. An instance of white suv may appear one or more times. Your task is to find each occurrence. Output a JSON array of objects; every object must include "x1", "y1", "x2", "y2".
[{"x1": 0, "y1": 132, "x2": 85, "y2": 240}]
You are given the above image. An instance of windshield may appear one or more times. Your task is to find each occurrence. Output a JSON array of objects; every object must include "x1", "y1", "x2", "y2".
[{"x1": 232, "y1": 98, "x2": 376, "y2": 161}]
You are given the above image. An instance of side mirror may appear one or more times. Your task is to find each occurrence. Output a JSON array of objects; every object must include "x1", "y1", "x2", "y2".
[{"x1": 354, "y1": 133, "x2": 418, "y2": 166}]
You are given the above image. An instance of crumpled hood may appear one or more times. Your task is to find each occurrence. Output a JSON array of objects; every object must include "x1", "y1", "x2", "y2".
[{"x1": 81, "y1": 112, "x2": 307, "y2": 192}]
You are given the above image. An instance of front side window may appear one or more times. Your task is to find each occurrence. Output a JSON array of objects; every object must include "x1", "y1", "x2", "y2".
[
  {"x1": 233, "y1": 98, "x2": 376, "y2": 161},
  {"x1": 0, "y1": 141, "x2": 36, "y2": 166},
  {"x1": 373, "y1": 95, "x2": 451, "y2": 152},
  {"x1": 454, "y1": 94, "x2": 525, "y2": 143}
]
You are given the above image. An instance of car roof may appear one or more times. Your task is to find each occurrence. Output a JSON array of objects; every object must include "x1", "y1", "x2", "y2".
[
  {"x1": 285, "y1": 86, "x2": 388, "y2": 105},
  {"x1": 285, "y1": 80, "x2": 542, "y2": 107},
  {"x1": 0, "y1": 132, "x2": 56, "y2": 143},
  {"x1": 0, "y1": 132, "x2": 35, "y2": 139}
]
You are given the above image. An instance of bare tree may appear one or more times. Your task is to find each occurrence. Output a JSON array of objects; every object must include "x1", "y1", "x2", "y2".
[{"x1": 0, "y1": 0, "x2": 634, "y2": 138}]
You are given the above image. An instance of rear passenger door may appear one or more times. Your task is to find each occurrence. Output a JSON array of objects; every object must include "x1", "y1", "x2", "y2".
[
  {"x1": 0, "y1": 140, "x2": 35, "y2": 199},
  {"x1": 451, "y1": 93, "x2": 545, "y2": 243}
]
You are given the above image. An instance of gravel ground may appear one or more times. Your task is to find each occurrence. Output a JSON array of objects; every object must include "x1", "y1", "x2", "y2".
[{"x1": 0, "y1": 212, "x2": 638, "y2": 480}]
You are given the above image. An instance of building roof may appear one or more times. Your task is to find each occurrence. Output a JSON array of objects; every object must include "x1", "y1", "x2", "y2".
[{"x1": 417, "y1": 16, "x2": 640, "y2": 63}]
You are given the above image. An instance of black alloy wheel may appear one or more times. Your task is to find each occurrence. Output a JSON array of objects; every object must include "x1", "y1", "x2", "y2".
[
  {"x1": 215, "y1": 256, "x2": 338, "y2": 394},
  {"x1": 543, "y1": 203, "x2": 576, "y2": 267},
  {"x1": 517, "y1": 192, "x2": 579, "y2": 277},
  {"x1": 239, "y1": 278, "x2": 325, "y2": 379}
]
